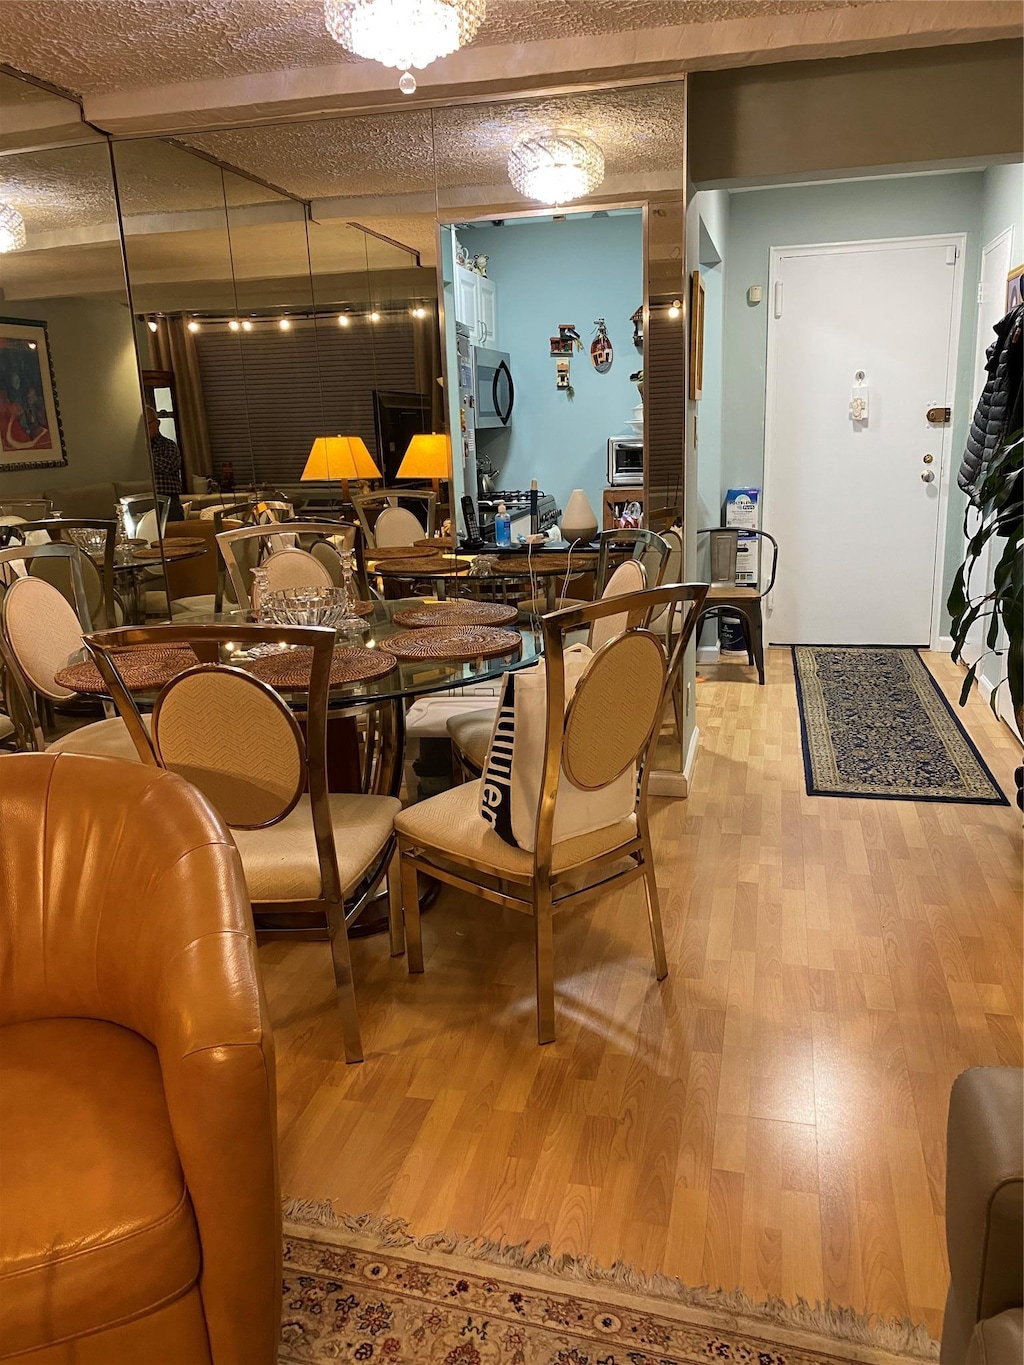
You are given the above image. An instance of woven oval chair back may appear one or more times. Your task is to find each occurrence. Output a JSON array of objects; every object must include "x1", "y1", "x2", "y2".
[
  {"x1": 563, "y1": 629, "x2": 667, "y2": 791},
  {"x1": 373, "y1": 505, "x2": 424, "y2": 548},
  {"x1": 153, "y1": 666, "x2": 305, "y2": 829},
  {"x1": 590, "y1": 558, "x2": 647, "y2": 652},
  {"x1": 2, "y1": 576, "x2": 82, "y2": 702},
  {"x1": 262, "y1": 547, "x2": 334, "y2": 594}
]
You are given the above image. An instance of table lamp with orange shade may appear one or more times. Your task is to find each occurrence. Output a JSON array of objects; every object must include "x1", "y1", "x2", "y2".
[
  {"x1": 396, "y1": 432, "x2": 451, "y2": 501},
  {"x1": 301, "y1": 435, "x2": 382, "y2": 503}
]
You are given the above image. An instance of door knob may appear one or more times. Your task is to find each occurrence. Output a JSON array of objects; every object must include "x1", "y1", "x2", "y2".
[{"x1": 921, "y1": 470, "x2": 935, "y2": 483}]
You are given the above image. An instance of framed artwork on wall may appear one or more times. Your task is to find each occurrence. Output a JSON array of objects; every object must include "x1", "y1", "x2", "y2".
[
  {"x1": 688, "y1": 270, "x2": 705, "y2": 401},
  {"x1": 0, "y1": 317, "x2": 67, "y2": 473},
  {"x1": 1007, "y1": 264, "x2": 1023, "y2": 312}
]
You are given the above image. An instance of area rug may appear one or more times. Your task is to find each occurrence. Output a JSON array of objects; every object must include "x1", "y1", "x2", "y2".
[
  {"x1": 280, "y1": 1204, "x2": 938, "y2": 1365},
  {"x1": 792, "y1": 646, "x2": 1007, "y2": 804}
]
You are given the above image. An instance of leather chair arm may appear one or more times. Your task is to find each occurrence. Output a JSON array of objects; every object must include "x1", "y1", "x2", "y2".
[
  {"x1": 966, "y1": 1309, "x2": 1024, "y2": 1365},
  {"x1": 943, "y1": 1068, "x2": 1024, "y2": 1365}
]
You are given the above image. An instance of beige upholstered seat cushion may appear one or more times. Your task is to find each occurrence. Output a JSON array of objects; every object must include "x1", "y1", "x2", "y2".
[
  {"x1": 46, "y1": 715, "x2": 150, "y2": 761},
  {"x1": 231, "y1": 793, "x2": 401, "y2": 901},
  {"x1": 0, "y1": 713, "x2": 15, "y2": 743},
  {"x1": 395, "y1": 779, "x2": 636, "y2": 876},
  {"x1": 447, "y1": 710, "x2": 496, "y2": 770}
]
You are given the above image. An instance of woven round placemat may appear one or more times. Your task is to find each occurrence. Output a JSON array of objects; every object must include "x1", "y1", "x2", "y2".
[
  {"x1": 413, "y1": 536, "x2": 457, "y2": 550},
  {"x1": 157, "y1": 536, "x2": 206, "y2": 550},
  {"x1": 246, "y1": 646, "x2": 396, "y2": 689},
  {"x1": 387, "y1": 626, "x2": 522, "y2": 661},
  {"x1": 392, "y1": 600, "x2": 518, "y2": 629},
  {"x1": 132, "y1": 543, "x2": 204, "y2": 562},
  {"x1": 54, "y1": 644, "x2": 199, "y2": 695},
  {"x1": 374, "y1": 556, "x2": 473, "y2": 578},
  {"x1": 366, "y1": 544, "x2": 435, "y2": 561}
]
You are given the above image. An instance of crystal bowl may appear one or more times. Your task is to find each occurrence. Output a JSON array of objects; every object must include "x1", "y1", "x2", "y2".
[
  {"x1": 261, "y1": 585, "x2": 353, "y2": 627},
  {"x1": 66, "y1": 527, "x2": 107, "y2": 555}
]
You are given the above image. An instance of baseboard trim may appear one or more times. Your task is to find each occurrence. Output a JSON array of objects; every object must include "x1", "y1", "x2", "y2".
[
  {"x1": 934, "y1": 635, "x2": 954, "y2": 653},
  {"x1": 649, "y1": 725, "x2": 700, "y2": 799},
  {"x1": 696, "y1": 644, "x2": 720, "y2": 665}
]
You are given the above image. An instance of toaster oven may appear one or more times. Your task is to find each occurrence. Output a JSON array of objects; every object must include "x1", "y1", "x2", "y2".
[{"x1": 607, "y1": 437, "x2": 644, "y2": 487}]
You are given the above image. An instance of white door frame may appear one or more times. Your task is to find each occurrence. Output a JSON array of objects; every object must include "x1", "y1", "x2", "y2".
[{"x1": 762, "y1": 233, "x2": 966, "y2": 650}]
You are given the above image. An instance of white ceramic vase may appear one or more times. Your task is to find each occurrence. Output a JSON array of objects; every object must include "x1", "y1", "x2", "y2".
[{"x1": 561, "y1": 489, "x2": 599, "y2": 545}]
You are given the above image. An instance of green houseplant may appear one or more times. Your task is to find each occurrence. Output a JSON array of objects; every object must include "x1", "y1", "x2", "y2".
[{"x1": 947, "y1": 428, "x2": 1023, "y2": 735}]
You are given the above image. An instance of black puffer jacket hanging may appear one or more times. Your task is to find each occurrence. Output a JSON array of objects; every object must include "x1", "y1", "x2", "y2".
[{"x1": 958, "y1": 302, "x2": 1024, "y2": 506}]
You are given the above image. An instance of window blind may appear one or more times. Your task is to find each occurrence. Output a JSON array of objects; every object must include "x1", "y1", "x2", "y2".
[{"x1": 195, "y1": 320, "x2": 418, "y2": 484}]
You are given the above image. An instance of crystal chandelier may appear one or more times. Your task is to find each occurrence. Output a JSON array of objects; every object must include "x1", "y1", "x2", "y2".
[
  {"x1": 324, "y1": 0, "x2": 485, "y2": 92},
  {"x1": 0, "y1": 204, "x2": 26, "y2": 254},
  {"x1": 508, "y1": 131, "x2": 605, "y2": 206}
]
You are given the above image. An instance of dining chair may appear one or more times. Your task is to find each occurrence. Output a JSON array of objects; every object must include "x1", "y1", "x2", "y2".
[
  {"x1": 0, "y1": 558, "x2": 144, "y2": 760},
  {"x1": 398, "y1": 581, "x2": 708, "y2": 1043},
  {"x1": 694, "y1": 527, "x2": 779, "y2": 684},
  {"x1": 353, "y1": 489, "x2": 437, "y2": 548},
  {"x1": 121, "y1": 494, "x2": 170, "y2": 541},
  {"x1": 448, "y1": 554, "x2": 663, "y2": 777},
  {"x1": 17, "y1": 518, "x2": 117, "y2": 629},
  {"x1": 85, "y1": 622, "x2": 403, "y2": 1065},
  {"x1": 218, "y1": 521, "x2": 368, "y2": 612},
  {"x1": 518, "y1": 526, "x2": 669, "y2": 618}
]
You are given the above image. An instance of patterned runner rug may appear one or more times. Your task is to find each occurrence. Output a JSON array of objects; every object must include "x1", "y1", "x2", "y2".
[
  {"x1": 280, "y1": 1206, "x2": 937, "y2": 1364},
  {"x1": 791, "y1": 646, "x2": 1007, "y2": 804}
]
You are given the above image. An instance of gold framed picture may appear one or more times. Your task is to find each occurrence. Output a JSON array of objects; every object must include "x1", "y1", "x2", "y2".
[
  {"x1": 688, "y1": 270, "x2": 705, "y2": 401},
  {"x1": 1007, "y1": 263, "x2": 1023, "y2": 312},
  {"x1": 0, "y1": 316, "x2": 67, "y2": 473}
]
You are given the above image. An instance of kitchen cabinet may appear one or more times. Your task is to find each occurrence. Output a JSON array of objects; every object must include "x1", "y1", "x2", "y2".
[{"x1": 454, "y1": 264, "x2": 498, "y2": 347}]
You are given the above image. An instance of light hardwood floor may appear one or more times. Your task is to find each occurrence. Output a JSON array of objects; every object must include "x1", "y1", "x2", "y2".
[{"x1": 261, "y1": 648, "x2": 1022, "y2": 1340}]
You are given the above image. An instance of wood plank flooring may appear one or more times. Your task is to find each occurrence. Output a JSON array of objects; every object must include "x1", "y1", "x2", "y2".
[{"x1": 261, "y1": 648, "x2": 1022, "y2": 1339}]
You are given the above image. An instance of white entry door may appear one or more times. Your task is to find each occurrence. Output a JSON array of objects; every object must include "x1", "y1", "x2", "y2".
[{"x1": 764, "y1": 236, "x2": 963, "y2": 645}]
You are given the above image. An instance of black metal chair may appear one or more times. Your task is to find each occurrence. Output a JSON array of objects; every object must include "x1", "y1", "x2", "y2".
[{"x1": 694, "y1": 527, "x2": 778, "y2": 685}]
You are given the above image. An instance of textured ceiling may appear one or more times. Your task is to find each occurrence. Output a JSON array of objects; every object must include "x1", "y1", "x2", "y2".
[
  {"x1": 0, "y1": 0, "x2": 875, "y2": 97},
  {"x1": 184, "y1": 84, "x2": 685, "y2": 201},
  {"x1": 0, "y1": 145, "x2": 120, "y2": 232}
]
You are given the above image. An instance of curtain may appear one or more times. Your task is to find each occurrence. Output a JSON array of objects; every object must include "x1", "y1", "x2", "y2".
[
  {"x1": 413, "y1": 304, "x2": 445, "y2": 433},
  {"x1": 151, "y1": 316, "x2": 213, "y2": 484}
]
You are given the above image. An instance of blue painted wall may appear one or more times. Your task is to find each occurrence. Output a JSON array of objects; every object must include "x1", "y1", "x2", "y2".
[{"x1": 460, "y1": 213, "x2": 643, "y2": 518}]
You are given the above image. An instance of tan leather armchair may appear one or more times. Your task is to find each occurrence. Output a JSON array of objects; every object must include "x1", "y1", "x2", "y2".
[
  {"x1": 941, "y1": 1067, "x2": 1023, "y2": 1365},
  {"x1": 0, "y1": 752, "x2": 281, "y2": 1365}
]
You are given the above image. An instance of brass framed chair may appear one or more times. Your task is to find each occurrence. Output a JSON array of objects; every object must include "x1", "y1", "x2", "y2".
[
  {"x1": 0, "y1": 498, "x2": 52, "y2": 520},
  {"x1": 121, "y1": 493, "x2": 171, "y2": 542},
  {"x1": 518, "y1": 526, "x2": 670, "y2": 618},
  {"x1": 217, "y1": 520, "x2": 368, "y2": 612},
  {"x1": 86, "y1": 622, "x2": 403, "y2": 1065},
  {"x1": 398, "y1": 581, "x2": 708, "y2": 1044},
  {"x1": 449, "y1": 552, "x2": 666, "y2": 777},
  {"x1": 17, "y1": 518, "x2": 118, "y2": 628},
  {"x1": 353, "y1": 488, "x2": 437, "y2": 548},
  {"x1": 694, "y1": 527, "x2": 779, "y2": 685},
  {"x1": 0, "y1": 550, "x2": 144, "y2": 760}
]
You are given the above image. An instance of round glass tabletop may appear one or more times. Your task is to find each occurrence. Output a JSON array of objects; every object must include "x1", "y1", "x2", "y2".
[{"x1": 163, "y1": 595, "x2": 543, "y2": 709}]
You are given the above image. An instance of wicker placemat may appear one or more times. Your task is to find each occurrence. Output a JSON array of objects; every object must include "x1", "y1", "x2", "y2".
[
  {"x1": 413, "y1": 537, "x2": 457, "y2": 550},
  {"x1": 374, "y1": 557, "x2": 473, "y2": 578},
  {"x1": 366, "y1": 544, "x2": 435, "y2": 561},
  {"x1": 393, "y1": 600, "x2": 518, "y2": 628},
  {"x1": 54, "y1": 644, "x2": 199, "y2": 695},
  {"x1": 489, "y1": 552, "x2": 598, "y2": 576},
  {"x1": 347, "y1": 599, "x2": 376, "y2": 617},
  {"x1": 387, "y1": 626, "x2": 522, "y2": 661},
  {"x1": 132, "y1": 543, "x2": 204, "y2": 562},
  {"x1": 246, "y1": 646, "x2": 396, "y2": 688},
  {"x1": 158, "y1": 536, "x2": 206, "y2": 549}
]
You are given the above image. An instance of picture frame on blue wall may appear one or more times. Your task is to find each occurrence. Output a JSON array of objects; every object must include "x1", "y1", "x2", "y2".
[
  {"x1": 1007, "y1": 263, "x2": 1023, "y2": 312},
  {"x1": 0, "y1": 316, "x2": 67, "y2": 473},
  {"x1": 688, "y1": 271, "x2": 705, "y2": 402}
]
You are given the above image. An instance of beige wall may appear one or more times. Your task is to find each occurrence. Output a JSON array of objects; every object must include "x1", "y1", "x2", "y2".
[
  {"x1": 0, "y1": 297, "x2": 150, "y2": 499},
  {"x1": 689, "y1": 41, "x2": 1023, "y2": 188}
]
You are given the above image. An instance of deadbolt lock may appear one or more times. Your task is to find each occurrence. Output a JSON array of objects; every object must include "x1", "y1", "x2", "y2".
[{"x1": 923, "y1": 453, "x2": 934, "y2": 464}]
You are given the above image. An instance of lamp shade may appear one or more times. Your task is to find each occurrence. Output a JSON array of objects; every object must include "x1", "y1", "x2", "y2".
[
  {"x1": 301, "y1": 435, "x2": 381, "y2": 481},
  {"x1": 396, "y1": 433, "x2": 451, "y2": 480}
]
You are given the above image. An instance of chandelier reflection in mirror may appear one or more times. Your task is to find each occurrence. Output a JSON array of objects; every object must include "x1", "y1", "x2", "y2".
[
  {"x1": 508, "y1": 132, "x2": 605, "y2": 206},
  {"x1": 324, "y1": 0, "x2": 485, "y2": 92},
  {"x1": 0, "y1": 204, "x2": 26, "y2": 253}
]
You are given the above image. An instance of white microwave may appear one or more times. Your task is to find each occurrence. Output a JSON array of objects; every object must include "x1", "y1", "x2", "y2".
[{"x1": 607, "y1": 437, "x2": 643, "y2": 486}]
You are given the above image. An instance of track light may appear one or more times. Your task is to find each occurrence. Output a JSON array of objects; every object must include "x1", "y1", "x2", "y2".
[
  {"x1": 668, "y1": 300, "x2": 681, "y2": 319},
  {"x1": 412, "y1": 306, "x2": 427, "y2": 319},
  {"x1": 369, "y1": 311, "x2": 380, "y2": 322},
  {"x1": 228, "y1": 319, "x2": 241, "y2": 332},
  {"x1": 147, "y1": 318, "x2": 159, "y2": 333},
  {"x1": 337, "y1": 314, "x2": 350, "y2": 327},
  {"x1": 279, "y1": 318, "x2": 292, "y2": 330},
  {"x1": 241, "y1": 319, "x2": 253, "y2": 332},
  {"x1": 187, "y1": 319, "x2": 200, "y2": 332}
]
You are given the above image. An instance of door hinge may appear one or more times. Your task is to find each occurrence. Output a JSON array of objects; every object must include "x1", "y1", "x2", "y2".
[
  {"x1": 946, "y1": 244, "x2": 959, "y2": 265},
  {"x1": 977, "y1": 283, "x2": 985, "y2": 304}
]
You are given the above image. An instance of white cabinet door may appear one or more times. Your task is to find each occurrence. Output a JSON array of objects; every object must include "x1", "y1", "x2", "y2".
[
  {"x1": 477, "y1": 276, "x2": 497, "y2": 347},
  {"x1": 454, "y1": 266, "x2": 479, "y2": 341}
]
